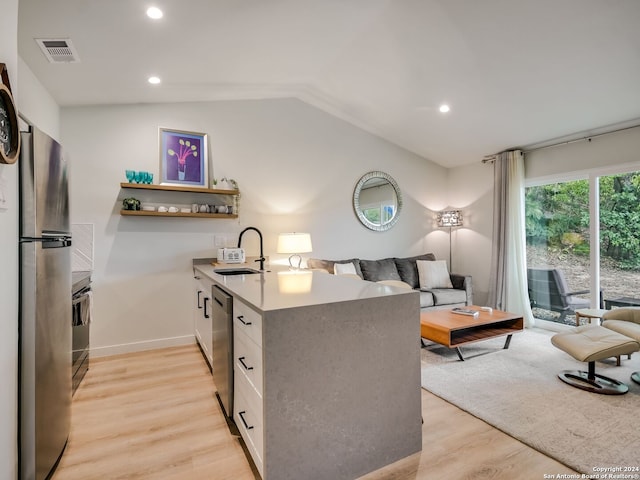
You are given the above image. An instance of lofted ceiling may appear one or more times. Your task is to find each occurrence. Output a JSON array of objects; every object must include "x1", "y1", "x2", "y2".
[{"x1": 17, "y1": 0, "x2": 640, "y2": 168}]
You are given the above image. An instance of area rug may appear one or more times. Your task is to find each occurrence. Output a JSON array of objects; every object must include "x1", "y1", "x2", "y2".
[{"x1": 420, "y1": 328, "x2": 640, "y2": 474}]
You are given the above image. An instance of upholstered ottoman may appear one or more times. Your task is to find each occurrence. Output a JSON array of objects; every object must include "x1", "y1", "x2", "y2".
[
  {"x1": 602, "y1": 307, "x2": 640, "y2": 385},
  {"x1": 551, "y1": 325, "x2": 640, "y2": 394}
]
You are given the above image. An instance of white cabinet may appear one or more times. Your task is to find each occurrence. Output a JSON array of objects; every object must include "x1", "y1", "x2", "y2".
[
  {"x1": 233, "y1": 298, "x2": 264, "y2": 476},
  {"x1": 193, "y1": 276, "x2": 213, "y2": 369}
]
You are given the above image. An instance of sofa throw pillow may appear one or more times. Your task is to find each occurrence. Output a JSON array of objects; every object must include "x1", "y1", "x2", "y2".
[
  {"x1": 417, "y1": 260, "x2": 453, "y2": 289},
  {"x1": 334, "y1": 262, "x2": 357, "y2": 275},
  {"x1": 307, "y1": 258, "x2": 363, "y2": 278},
  {"x1": 360, "y1": 258, "x2": 401, "y2": 282},
  {"x1": 377, "y1": 279, "x2": 413, "y2": 290},
  {"x1": 394, "y1": 253, "x2": 437, "y2": 289}
]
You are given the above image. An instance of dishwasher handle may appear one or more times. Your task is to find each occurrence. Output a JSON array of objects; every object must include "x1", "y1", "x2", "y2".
[{"x1": 211, "y1": 285, "x2": 233, "y2": 313}]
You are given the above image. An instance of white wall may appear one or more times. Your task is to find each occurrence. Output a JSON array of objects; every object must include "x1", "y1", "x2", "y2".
[
  {"x1": 0, "y1": 1, "x2": 19, "y2": 477},
  {"x1": 526, "y1": 127, "x2": 640, "y2": 180},
  {"x1": 61, "y1": 98, "x2": 449, "y2": 355},
  {"x1": 448, "y1": 162, "x2": 494, "y2": 306},
  {"x1": 17, "y1": 57, "x2": 61, "y2": 140}
]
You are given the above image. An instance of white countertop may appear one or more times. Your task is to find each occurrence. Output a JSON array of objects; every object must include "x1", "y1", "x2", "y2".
[{"x1": 194, "y1": 263, "x2": 416, "y2": 312}]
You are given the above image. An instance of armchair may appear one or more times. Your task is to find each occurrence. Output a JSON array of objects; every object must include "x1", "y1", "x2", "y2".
[{"x1": 602, "y1": 307, "x2": 640, "y2": 385}]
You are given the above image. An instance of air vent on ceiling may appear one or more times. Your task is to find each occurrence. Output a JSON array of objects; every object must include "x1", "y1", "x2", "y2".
[{"x1": 35, "y1": 38, "x2": 80, "y2": 63}]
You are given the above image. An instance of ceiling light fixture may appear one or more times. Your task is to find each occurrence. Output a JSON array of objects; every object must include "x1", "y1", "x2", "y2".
[
  {"x1": 146, "y1": 7, "x2": 163, "y2": 19},
  {"x1": 439, "y1": 104, "x2": 450, "y2": 113},
  {"x1": 148, "y1": 76, "x2": 161, "y2": 85}
]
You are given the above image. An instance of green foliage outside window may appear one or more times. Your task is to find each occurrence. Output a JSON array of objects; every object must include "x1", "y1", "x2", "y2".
[{"x1": 525, "y1": 173, "x2": 640, "y2": 269}]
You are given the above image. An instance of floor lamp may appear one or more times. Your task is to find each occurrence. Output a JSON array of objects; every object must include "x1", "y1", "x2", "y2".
[{"x1": 437, "y1": 210, "x2": 463, "y2": 269}]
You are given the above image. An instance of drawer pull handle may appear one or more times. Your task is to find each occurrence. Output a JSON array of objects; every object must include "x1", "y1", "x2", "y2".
[
  {"x1": 197, "y1": 290, "x2": 203, "y2": 309},
  {"x1": 237, "y1": 315, "x2": 252, "y2": 326},
  {"x1": 238, "y1": 411, "x2": 254, "y2": 430},
  {"x1": 238, "y1": 356, "x2": 254, "y2": 371},
  {"x1": 203, "y1": 297, "x2": 210, "y2": 319}
]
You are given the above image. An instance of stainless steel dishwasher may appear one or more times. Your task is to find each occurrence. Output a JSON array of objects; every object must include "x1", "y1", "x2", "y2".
[{"x1": 211, "y1": 285, "x2": 234, "y2": 418}]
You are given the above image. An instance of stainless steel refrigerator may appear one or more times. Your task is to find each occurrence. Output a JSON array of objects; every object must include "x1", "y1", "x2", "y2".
[{"x1": 19, "y1": 126, "x2": 72, "y2": 480}]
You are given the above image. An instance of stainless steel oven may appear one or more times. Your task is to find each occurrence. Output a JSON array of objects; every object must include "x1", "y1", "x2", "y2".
[{"x1": 72, "y1": 272, "x2": 91, "y2": 395}]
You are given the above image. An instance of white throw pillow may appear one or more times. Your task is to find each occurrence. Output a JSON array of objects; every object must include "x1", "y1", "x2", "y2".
[
  {"x1": 377, "y1": 280, "x2": 413, "y2": 290},
  {"x1": 416, "y1": 260, "x2": 453, "y2": 289},
  {"x1": 334, "y1": 262, "x2": 357, "y2": 276}
]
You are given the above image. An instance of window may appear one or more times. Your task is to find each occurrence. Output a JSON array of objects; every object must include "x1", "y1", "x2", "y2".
[
  {"x1": 362, "y1": 204, "x2": 395, "y2": 225},
  {"x1": 525, "y1": 170, "x2": 640, "y2": 326}
]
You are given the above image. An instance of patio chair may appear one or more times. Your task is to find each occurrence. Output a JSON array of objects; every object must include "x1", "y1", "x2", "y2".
[{"x1": 527, "y1": 267, "x2": 597, "y2": 324}]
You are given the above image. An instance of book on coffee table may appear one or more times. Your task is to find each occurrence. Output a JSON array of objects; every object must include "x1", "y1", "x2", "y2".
[{"x1": 451, "y1": 307, "x2": 479, "y2": 318}]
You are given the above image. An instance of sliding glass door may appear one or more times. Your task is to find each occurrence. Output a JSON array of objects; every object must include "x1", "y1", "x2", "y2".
[
  {"x1": 525, "y1": 180, "x2": 591, "y2": 326},
  {"x1": 526, "y1": 170, "x2": 640, "y2": 327},
  {"x1": 598, "y1": 172, "x2": 640, "y2": 309}
]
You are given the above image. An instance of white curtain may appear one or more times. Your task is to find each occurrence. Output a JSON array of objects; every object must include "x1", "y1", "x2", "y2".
[{"x1": 487, "y1": 150, "x2": 535, "y2": 327}]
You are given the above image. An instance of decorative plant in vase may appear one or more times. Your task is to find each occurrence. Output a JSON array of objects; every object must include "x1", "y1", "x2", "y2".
[{"x1": 167, "y1": 139, "x2": 198, "y2": 181}]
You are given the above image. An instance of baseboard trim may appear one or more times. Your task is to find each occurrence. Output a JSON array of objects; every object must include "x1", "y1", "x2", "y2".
[{"x1": 90, "y1": 335, "x2": 196, "y2": 358}]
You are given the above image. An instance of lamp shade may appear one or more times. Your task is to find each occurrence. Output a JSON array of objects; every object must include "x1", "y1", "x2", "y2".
[
  {"x1": 277, "y1": 233, "x2": 313, "y2": 254},
  {"x1": 437, "y1": 210, "x2": 463, "y2": 228}
]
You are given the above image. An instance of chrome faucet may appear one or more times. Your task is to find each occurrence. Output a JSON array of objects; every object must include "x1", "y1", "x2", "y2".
[{"x1": 237, "y1": 227, "x2": 265, "y2": 271}]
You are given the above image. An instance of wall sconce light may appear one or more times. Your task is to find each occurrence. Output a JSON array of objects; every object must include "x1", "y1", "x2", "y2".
[
  {"x1": 436, "y1": 210, "x2": 463, "y2": 268},
  {"x1": 276, "y1": 232, "x2": 313, "y2": 269}
]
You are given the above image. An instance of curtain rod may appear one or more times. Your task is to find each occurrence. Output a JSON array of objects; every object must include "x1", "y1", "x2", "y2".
[
  {"x1": 481, "y1": 150, "x2": 523, "y2": 164},
  {"x1": 523, "y1": 122, "x2": 640, "y2": 154},
  {"x1": 481, "y1": 122, "x2": 640, "y2": 163}
]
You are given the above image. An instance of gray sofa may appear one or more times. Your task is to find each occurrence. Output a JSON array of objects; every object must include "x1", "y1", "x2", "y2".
[{"x1": 307, "y1": 253, "x2": 473, "y2": 311}]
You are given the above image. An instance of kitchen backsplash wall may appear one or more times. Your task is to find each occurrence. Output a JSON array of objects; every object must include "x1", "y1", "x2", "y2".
[{"x1": 71, "y1": 223, "x2": 94, "y2": 272}]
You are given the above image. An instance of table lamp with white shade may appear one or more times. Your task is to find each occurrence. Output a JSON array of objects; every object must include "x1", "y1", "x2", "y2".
[{"x1": 277, "y1": 232, "x2": 313, "y2": 269}]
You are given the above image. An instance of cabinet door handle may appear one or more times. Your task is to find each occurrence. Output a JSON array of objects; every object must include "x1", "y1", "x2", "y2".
[
  {"x1": 238, "y1": 356, "x2": 254, "y2": 371},
  {"x1": 204, "y1": 297, "x2": 210, "y2": 319},
  {"x1": 237, "y1": 315, "x2": 252, "y2": 325},
  {"x1": 238, "y1": 411, "x2": 254, "y2": 430},
  {"x1": 197, "y1": 290, "x2": 203, "y2": 309}
]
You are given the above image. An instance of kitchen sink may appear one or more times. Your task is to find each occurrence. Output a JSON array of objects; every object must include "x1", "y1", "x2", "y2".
[{"x1": 214, "y1": 268, "x2": 262, "y2": 275}]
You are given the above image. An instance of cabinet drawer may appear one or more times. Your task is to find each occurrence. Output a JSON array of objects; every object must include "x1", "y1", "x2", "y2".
[
  {"x1": 234, "y1": 328, "x2": 263, "y2": 396},
  {"x1": 198, "y1": 278, "x2": 212, "y2": 293},
  {"x1": 234, "y1": 376, "x2": 264, "y2": 476},
  {"x1": 233, "y1": 299, "x2": 262, "y2": 346}
]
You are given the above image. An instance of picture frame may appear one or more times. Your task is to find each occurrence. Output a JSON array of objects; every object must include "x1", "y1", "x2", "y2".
[{"x1": 159, "y1": 127, "x2": 208, "y2": 188}]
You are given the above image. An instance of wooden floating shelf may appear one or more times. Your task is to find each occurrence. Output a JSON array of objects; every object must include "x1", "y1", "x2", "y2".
[
  {"x1": 120, "y1": 210, "x2": 238, "y2": 219},
  {"x1": 120, "y1": 182, "x2": 239, "y2": 195}
]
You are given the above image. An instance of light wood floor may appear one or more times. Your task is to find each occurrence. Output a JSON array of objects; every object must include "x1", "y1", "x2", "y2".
[{"x1": 52, "y1": 344, "x2": 578, "y2": 480}]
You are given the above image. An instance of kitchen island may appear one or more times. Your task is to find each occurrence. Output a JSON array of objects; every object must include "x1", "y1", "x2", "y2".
[{"x1": 194, "y1": 262, "x2": 422, "y2": 480}]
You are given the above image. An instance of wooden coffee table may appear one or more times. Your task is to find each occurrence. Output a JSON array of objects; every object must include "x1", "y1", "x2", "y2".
[{"x1": 420, "y1": 306, "x2": 524, "y2": 361}]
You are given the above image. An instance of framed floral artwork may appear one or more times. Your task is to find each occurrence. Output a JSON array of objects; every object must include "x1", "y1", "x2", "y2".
[{"x1": 159, "y1": 128, "x2": 208, "y2": 187}]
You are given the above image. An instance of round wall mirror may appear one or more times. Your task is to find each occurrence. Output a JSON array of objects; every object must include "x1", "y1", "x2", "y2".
[{"x1": 353, "y1": 171, "x2": 402, "y2": 231}]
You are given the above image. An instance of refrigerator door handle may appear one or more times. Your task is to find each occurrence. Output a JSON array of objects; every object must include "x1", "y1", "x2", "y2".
[
  {"x1": 20, "y1": 236, "x2": 72, "y2": 248},
  {"x1": 42, "y1": 238, "x2": 72, "y2": 248}
]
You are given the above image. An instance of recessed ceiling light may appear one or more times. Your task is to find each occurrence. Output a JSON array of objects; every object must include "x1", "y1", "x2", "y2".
[
  {"x1": 146, "y1": 7, "x2": 163, "y2": 19},
  {"x1": 148, "y1": 76, "x2": 161, "y2": 85},
  {"x1": 439, "y1": 104, "x2": 450, "y2": 113}
]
